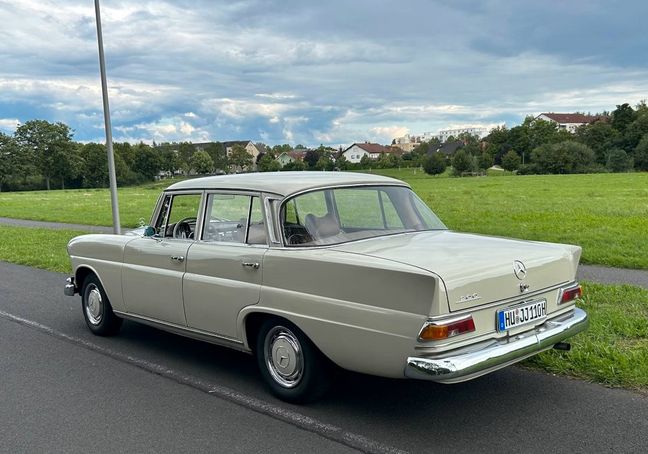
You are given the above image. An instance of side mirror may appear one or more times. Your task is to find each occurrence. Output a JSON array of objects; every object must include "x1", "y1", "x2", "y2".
[{"x1": 143, "y1": 226, "x2": 156, "y2": 237}]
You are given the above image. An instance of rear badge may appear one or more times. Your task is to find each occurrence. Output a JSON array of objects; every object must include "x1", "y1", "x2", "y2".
[
  {"x1": 458, "y1": 293, "x2": 481, "y2": 303},
  {"x1": 520, "y1": 283, "x2": 530, "y2": 293},
  {"x1": 513, "y1": 260, "x2": 527, "y2": 280}
]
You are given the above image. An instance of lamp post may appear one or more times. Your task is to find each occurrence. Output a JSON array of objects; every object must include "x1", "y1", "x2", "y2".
[{"x1": 94, "y1": 0, "x2": 121, "y2": 234}]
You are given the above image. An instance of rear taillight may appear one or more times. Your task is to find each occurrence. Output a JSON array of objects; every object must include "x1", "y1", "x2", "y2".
[
  {"x1": 559, "y1": 284, "x2": 583, "y2": 305},
  {"x1": 419, "y1": 316, "x2": 475, "y2": 341}
]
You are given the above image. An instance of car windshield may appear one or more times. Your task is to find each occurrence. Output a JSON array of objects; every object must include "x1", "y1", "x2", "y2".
[{"x1": 281, "y1": 185, "x2": 446, "y2": 246}]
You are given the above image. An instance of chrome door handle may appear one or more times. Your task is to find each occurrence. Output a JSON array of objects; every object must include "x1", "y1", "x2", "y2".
[
  {"x1": 171, "y1": 256, "x2": 185, "y2": 262},
  {"x1": 241, "y1": 262, "x2": 260, "y2": 269}
]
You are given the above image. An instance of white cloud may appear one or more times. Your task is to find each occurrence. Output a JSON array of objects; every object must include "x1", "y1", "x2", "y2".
[
  {"x1": 1, "y1": 1, "x2": 647, "y2": 145},
  {"x1": 0, "y1": 118, "x2": 20, "y2": 133}
]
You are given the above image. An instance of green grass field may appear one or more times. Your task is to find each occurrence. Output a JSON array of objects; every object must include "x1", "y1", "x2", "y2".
[
  {"x1": 1, "y1": 171, "x2": 647, "y2": 268},
  {"x1": 524, "y1": 282, "x2": 648, "y2": 392}
]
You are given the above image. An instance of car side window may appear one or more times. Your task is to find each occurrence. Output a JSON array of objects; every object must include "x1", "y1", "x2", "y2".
[
  {"x1": 203, "y1": 194, "x2": 266, "y2": 245},
  {"x1": 155, "y1": 193, "x2": 202, "y2": 239}
]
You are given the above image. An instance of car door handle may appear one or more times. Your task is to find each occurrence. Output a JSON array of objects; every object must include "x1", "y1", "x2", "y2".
[
  {"x1": 171, "y1": 256, "x2": 185, "y2": 262},
  {"x1": 241, "y1": 262, "x2": 260, "y2": 269}
]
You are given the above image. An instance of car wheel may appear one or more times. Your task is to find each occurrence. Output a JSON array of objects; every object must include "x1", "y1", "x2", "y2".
[
  {"x1": 81, "y1": 274, "x2": 123, "y2": 336},
  {"x1": 256, "y1": 318, "x2": 331, "y2": 403}
]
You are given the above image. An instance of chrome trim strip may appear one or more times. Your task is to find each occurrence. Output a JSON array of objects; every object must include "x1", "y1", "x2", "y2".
[
  {"x1": 114, "y1": 311, "x2": 251, "y2": 353},
  {"x1": 405, "y1": 307, "x2": 588, "y2": 383}
]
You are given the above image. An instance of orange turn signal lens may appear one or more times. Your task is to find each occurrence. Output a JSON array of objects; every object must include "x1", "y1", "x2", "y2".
[{"x1": 419, "y1": 317, "x2": 475, "y2": 341}]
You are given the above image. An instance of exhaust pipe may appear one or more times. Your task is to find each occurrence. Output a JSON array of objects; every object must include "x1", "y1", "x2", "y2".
[{"x1": 553, "y1": 342, "x2": 571, "y2": 351}]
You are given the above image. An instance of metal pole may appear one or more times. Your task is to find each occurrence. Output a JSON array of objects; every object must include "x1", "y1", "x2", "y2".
[{"x1": 94, "y1": 0, "x2": 121, "y2": 234}]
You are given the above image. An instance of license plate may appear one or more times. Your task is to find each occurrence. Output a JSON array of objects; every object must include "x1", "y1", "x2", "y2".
[{"x1": 497, "y1": 300, "x2": 547, "y2": 332}]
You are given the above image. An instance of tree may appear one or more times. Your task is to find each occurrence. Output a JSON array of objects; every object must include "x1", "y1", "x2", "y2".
[
  {"x1": 422, "y1": 152, "x2": 447, "y2": 175},
  {"x1": 315, "y1": 155, "x2": 334, "y2": 171},
  {"x1": 0, "y1": 132, "x2": 20, "y2": 191},
  {"x1": 79, "y1": 143, "x2": 108, "y2": 188},
  {"x1": 132, "y1": 143, "x2": 162, "y2": 180},
  {"x1": 634, "y1": 134, "x2": 648, "y2": 171},
  {"x1": 611, "y1": 103, "x2": 636, "y2": 133},
  {"x1": 501, "y1": 149, "x2": 521, "y2": 171},
  {"x1": 281, "y1": 160, "x2": 306, "y2": 171},
  {"x1": 191, "y1": 150, "x2": 213, "y2": 174},
  {"x1": 204, "y1": 142, "x2": 228, "y2": 173},
  {"x1": 622, "y1": 112, "x2": 648, "y2": 152},
  {"x1": 335, "y1": 154, "x2": 349, "y2": 170},
  {"x1": 451, "y1": 149, "x2": 475, "y2": 176},
  {"x1": 359, "y1": 154, "x2": 372, "y2": 168},
  {"x1": 14, "y1": 120, "x2": 77, "y2": 190},
  {"x1": 304, "y1": 149, "x2": 320, "y2": 168},
  {"x1": 257, "y1": 153, "x2": 281, "y2": 172},
  {"x1": 531, "y1": 141, "x2": 595, "y2": 174},
  {"x1": 575, "y1": 121, "x2": 619, "y2": 164},
  {"x1": 228, "y1": 145, "x2": 253, "y2": 171},
  {"x1": 177, "y1": 142, "x2": 195, "y2": 171},
  {"x1": 606, "y1": 148, "x2": 633, "y2": 173},
  {"x1": 478, "y1": 152, "x2": 493, "y2": 170}
]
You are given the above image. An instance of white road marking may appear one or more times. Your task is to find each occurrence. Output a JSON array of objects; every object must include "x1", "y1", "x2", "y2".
[{"x1": 0, "y1": 309, "x2": 408, "y2": 454}]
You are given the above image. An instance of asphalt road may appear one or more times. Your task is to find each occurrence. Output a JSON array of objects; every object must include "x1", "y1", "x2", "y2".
[{"x1": 1, "y1": 261, "x2": 647, "y2": 453}]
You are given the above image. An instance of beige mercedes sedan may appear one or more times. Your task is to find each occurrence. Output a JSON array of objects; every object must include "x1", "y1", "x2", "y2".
[{"x1": 64, "y1": 172, "x2": 588, "y2": 403}]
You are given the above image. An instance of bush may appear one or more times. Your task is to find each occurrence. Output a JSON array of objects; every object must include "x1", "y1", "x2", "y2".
[
  {"x1": 530, "y1": 141, "x2": 596, "y2": 174},
  {"x1": 450, "y1": 149, "x2": 475, "y2": 176},
  {"x1": 516, "y1": 164, "x2": 539, "y2": 175},
  {"x1": 501, "y1": 149, "x2": 521, "y2": 171},
  {"x1": 422, "y1": 152, "x2": 447, "y2": 175},
  {"x1": 606, "y1": 148, "x2": 633, "y2": 173}
]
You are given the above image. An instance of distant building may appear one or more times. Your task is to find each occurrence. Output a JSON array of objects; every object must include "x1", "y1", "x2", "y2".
[
  {"x1": 342, "y1": 142, "x2": 401, "y2": 163},
  {"x1": 194, "y1": 140, "x2": 262, "y2": 160},
  {"x1": 536, "y1": 113, "x2": 602, "y2": 133},
  {"x1": 392, "y1": 134, "x2": 422, "y2": 152},
  {"x1": 435, "y1": 127, "x2": 489, "y2": 142}
]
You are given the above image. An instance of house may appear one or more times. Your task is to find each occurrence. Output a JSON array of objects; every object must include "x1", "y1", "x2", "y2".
[
  {"x1": 430, "y1": 141, "x2": 464, "y2": 156},
  {"x1": 274, "y1": 149, "x2": 308, "y2": 167},
  {"x1": 536, "y1": 113, "x2": 601, "y2": 133},
  {"x1": 342, "y1": 143, "x2": 401, "y2": 163}
]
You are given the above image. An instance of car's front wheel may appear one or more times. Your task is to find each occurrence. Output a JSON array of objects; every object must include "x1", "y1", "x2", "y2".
[
  {"x1": 81, "y1": 274, "x2": 123, "y2": 336},
  {"x1": 256, "y1": 318, "x2": 331, "y2": 403}
]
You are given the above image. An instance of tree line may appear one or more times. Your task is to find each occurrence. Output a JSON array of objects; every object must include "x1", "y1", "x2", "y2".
[
  {"x1": 418, "y1": 101, "x2": 648, "y2": 176},
  {"x1": 2, "y1": 102, "x2": 647, "y2": 191}
]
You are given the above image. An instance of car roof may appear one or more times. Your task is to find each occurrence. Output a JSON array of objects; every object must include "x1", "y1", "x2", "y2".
[{"x1": 165, "y1": 171, "x2": 409, "y2": 197}]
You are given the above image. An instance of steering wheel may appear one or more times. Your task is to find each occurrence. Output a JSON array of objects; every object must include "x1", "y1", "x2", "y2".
[{"x1": 172, "y1": 217, "x2": 197, "y2": 239}]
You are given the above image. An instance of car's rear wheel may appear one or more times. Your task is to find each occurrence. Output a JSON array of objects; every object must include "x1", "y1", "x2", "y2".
[
  {"x1": 256, "y1": 318, "x2": 331, "y2": 403},
  {"x1": 81, "y1": 274, "x2": 122, "y2": 336}
]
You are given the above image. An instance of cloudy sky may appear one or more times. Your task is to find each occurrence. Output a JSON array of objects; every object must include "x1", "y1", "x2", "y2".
[{"x1": 0, "y1": 0, "x2": 646, "y2": 147}]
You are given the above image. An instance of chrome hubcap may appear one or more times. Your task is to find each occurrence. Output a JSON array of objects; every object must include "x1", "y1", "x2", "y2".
[
  {"x1": 84, "y1": 284, "x2": 103, "y2": 325},
  {"x1": 264, "y1": 326, "x2": 303, "y2": 388}
]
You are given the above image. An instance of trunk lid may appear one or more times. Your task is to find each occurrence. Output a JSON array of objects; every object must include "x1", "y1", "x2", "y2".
[{"x1": 331, "y1": 231, "x2": 580, "y2": 312}]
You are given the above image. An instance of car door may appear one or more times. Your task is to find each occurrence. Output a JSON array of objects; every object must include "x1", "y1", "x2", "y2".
[
  {"x1": 182, "y1": 192, "x2": 267, "y2": 339},
  {"x1": 121, "y1": 191, "x2": 203, "y2": 326}
]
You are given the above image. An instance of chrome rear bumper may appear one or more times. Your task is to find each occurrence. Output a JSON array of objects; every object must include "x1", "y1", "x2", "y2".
[{"x1": 405, "y1": 307, "x2": 588, "y2": 383}]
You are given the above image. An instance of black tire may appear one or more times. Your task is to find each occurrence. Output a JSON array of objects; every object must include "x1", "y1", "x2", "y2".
[
  {"x1": 81, "y1": 274, "x2": 123, "y2": 336},
  {"x1": 255, "y1": 318, "x2": 331, "y2": 404}
]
